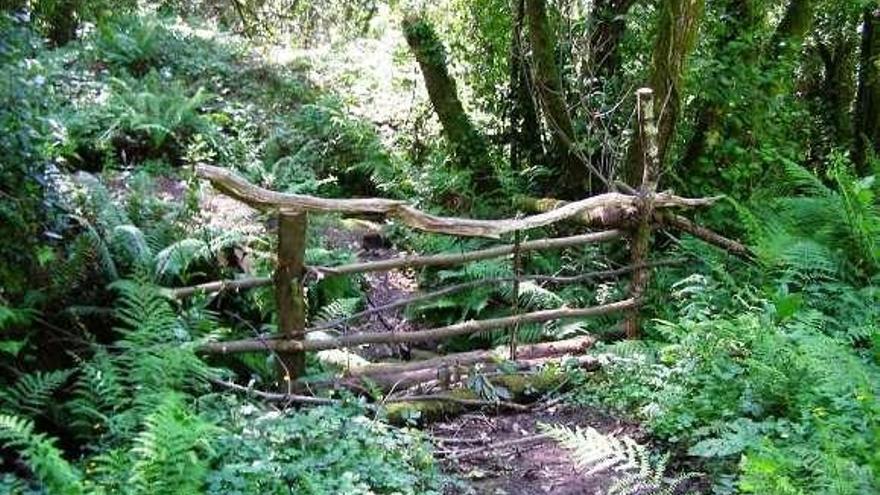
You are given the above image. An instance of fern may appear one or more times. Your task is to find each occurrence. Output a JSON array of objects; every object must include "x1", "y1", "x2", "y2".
[
  {"x1": 0, "y1": 414, "x2": 83, "y2": 495},
  {"x1": 0, "y1": 369, "x2": 74, "y2": 419},
  {"x1": 315, "y1": 297, "x2": 362, "y2": 324},
  {"x1": 128, "y1": 394, "x2": 218, "y2": 494},
  {"x1": 542, "y1": 423, "x2": 698, "y2": 495}
]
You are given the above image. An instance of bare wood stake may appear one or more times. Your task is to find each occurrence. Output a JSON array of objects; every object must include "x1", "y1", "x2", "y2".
[
  {"x1": 510, "y1": 229, "x2": 522, "y2": 360},
  {"x1": 624, "y1": 88, "x2": 660, "y2": 340},
  {"x1": 276, "y1": 212, "x2": 308, "y2": 385}
]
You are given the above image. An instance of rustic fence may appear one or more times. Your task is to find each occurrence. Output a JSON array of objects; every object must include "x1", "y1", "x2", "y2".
[{"x1": 168, "y1": 88, "x2": 746, "y2": 388}]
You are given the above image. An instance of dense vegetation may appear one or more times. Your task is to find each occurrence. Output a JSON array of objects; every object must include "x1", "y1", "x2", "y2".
[{"x1": 1, "y1": 0, "x2": 879, "y2": 494}]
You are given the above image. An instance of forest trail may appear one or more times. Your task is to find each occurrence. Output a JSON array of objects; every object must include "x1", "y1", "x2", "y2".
[{"x1": 432, "y1": 405, "x2": 643, "y2": 495}]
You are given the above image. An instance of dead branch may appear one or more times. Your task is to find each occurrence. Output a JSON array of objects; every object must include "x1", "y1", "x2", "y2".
[
  {"x1": 196, "y1": 164, "x2": 719, "y2": 238},
  {"x1": 335, "y1": 335, "x2": 597, "y2": 377},
  {"x1": 198, "y1": 298, "x2": 637, "y2": 354},
  {"x1": 655, "y1": 211, "x2": 752, "y2": 258},
  {"x1": 309, "y1": 259, "x2": 684, "y2": 333},
  {"x1": 168, "y1": 230, "x2": 623, "y2": 299}
]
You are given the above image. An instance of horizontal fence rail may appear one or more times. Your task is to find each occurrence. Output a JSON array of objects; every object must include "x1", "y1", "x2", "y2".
[
  {"x1": 198, "y1": 298, "x2": 639, "y2": 354},
  {"x1": 168, "y1": 230, "x2": 623, "y2": 299},
  {"x1": 197, "y1": 164, "x2": 718, "y2": 238}
]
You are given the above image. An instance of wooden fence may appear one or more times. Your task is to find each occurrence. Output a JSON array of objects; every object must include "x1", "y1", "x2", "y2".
[{"x1": 168, "y1": 88, "x2": 745, "y2": 386}]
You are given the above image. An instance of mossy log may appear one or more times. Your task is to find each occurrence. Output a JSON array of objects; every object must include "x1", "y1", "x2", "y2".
[{"x1": 382, "y1": 355, "x2": 597, "y2": 423}]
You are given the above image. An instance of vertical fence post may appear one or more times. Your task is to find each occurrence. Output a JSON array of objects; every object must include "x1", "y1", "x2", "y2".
[
  {"x1": 509, "y1": 229, "x2": 522, "y2": 360},
  {"x1": 624, "y1": 88, "x2": 659, "y2": 339},
  {"x1": 275, "y1": 211, "x2": 308, "y2": 387}
]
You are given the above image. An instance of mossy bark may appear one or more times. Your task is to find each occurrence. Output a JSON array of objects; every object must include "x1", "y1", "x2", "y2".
[
  {"x1": 626, "y1": 0, "x2": 704, "y2": 186},
  {"x1": 510, "y1": 0, "x2": 545, "y2": 171},
  {"x1": 855, "y1": 7, "x2": 880, "y2": 173},
  {"x1": 590, "y1": 0, "x2": 635, "y2": 78},
  {"x1": 678, "y1": 0, "x2": 761, "y2": 178},
  {"x1": 402, "y1": 15, "x2": 496, "y2": 193},
  {"x1": 525, "y1": 0, "x2": 601, "y2": 197}
]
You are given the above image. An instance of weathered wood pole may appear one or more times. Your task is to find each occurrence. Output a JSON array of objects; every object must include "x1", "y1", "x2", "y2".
[
  {"x1": 275, "y1": 211, "x2": 308, "y2": 386},
  {"x1": 624, "y1": 88, "x2": 659, "y2": 339}
]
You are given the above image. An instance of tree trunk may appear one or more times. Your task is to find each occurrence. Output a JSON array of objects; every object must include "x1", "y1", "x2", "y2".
[
  {"x1": 526, "y1": 0, "x2": 599, "y2": 197},
  {"x1": 625, "y1": 0, "x2": 704, "y2": 185},
  {"x1": 510, "y1": 0, "x2": 545, "y2": 171},
  {"x1": 678, "y1": 0, "x2": 760, "y2": 178},
  {"x1": 769, "y1": 0, "x2": 814, "y2": 59},
  {"x1": 402, "y1": 15, "x2": 496, "y2": 192},
  {"x1": 816, "y1": 39, "x2": 856, "y2": 149},
  {"x1": 855, "y1": 7, "x2": 880, "y2": 174},
  {"x1": 590, "y1": 0, "x2": 636, "y2": 78}
]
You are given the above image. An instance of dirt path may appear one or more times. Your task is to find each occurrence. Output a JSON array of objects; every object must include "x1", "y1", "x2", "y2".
[{"x1": 432, "y1": 404, "x2": 646, "y2": 495}]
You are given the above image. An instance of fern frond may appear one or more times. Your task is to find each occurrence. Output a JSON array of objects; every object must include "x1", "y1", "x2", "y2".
[
  {"x1": 542, "y1": 423, "x2": 697, "y2": 495},
  {"x1": 128, "y1": 394, "x2": 218, "y2": 494},
  {"x1": 0, "y1": 369, "x2": 74, "y2": 418},
  {"x1": 0, "y1": 414, "x2": 83, "y2": 495}
]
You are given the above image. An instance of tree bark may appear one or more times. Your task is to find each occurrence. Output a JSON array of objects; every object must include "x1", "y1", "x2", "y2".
[
  {"x1": 510, "y1": 0, "x2": 545, "y2": 170},
  {"x1": 855, "y1": 7, "x2": 880, "y2": 174},
  {"x1": 590, "y1": 0, "x2": 636, "y2": 78},
  {"x1": 769, "y1": 0, "x2": 814, "y2": 59},
  {"x1": 402, "y1": 15, "x2": 496, "y2": 192},
  {"x1": 275, "y1": 212, "x2": 307, "y2": 384},
  {"x1": 626, "y1": 0, "x2": 704, "y2": 185},
  {"x1": 678, "y1": 0, "x2": 760, "y2": 179},
  {"x1": 526, "y1": 0, "x2": 600, "y2": 197}
]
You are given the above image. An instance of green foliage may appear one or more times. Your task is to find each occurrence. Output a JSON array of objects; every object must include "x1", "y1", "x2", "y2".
[
  {"x1": 206, "y1": 403, "x2": 444, "y2": 494},
  {"x1": 102, "y1": 74, "x2": 210, "y2": 161},
  {"x1": 0, "y1": 369, "x2": 73, "y2": 419},
  {"x1": 0, "y1": 414, "x2": 83, "y2": 495},
  {"x1": 96, "y1": 16, "x2": 166, "y2": 75}
]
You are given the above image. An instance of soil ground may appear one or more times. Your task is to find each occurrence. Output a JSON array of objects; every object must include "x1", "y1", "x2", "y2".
[{"x1": 431, "y1": 404, "x2": 645, "y2": 495}]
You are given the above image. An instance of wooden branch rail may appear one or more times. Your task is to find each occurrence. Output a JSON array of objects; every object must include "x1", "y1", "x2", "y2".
[
  {"x1": 197, "y1": 164, "x2": 718, "y2": 238},
  {"x1": 212, "y1": 379, "x2": 527, "y2": 411},
  {"x1": 198, "y1": 298, "x2": 637, "y2": 354},
  {"x1": 168, "y1": 230, "x2": 623, "y2": 299},
  {"x1": 299, "y1": 354, "x2": 600, "y2": 395},
  {"x1": 308, "y1": 259, "x2": 684, "y2": 333}
]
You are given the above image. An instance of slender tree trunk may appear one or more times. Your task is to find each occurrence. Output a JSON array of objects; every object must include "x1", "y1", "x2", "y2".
[
  {"x1": 769, "y1": 0, "x2": 814, "y2": 58},
  {"x1": 679, "y1": 0, "x2": 759, "y2": 176},
  {"x1": 590, "y1": 0, "x2": 636, "y2": 78},
  {"x1": 855, "y1": 7, "x2": 880, "y2": 174},
  {"x1": 510, "y1": 0, "x2": 545, "y2": 170},
  {"x1": 526, "y1": 0, "x2": 600, "y2": 197},
  {"x1": 626, "y1": 0, "x2": 704, "y2": 185},
  {"x1": 816, "y1": 40, "x2": 856, "y2": 149},
  {"x1": 402, "y1": 15, "x2": 497, "y2": 192}
]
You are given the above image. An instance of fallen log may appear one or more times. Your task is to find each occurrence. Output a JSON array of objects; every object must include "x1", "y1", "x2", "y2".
[
  {"x1": 168, "y1": 230, "x2": 622, "y2": 299},
  {"x1": 336, "y1": 335, "x2": 597, "y2": 378},
  {"x1": 302, "y1": 354, "x2": 599, "y2": 394},
  {"x1": 197, "y1": 164, "x2": 718, "y2": 238},
  {"x1": 198, "y1": 298, "x2": 637, "y2": 354}
]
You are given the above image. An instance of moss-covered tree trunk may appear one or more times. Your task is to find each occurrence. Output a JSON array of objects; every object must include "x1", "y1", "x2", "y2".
[
  {"x1": 526, "y1": 0, "x2": 601, "y2": 197},
  {"x1": 855, "y1": 7, "x2": 880, "y2": 173},
  {"x1": 510, "y1": 0, "x2": 545, "y2": 171},
  {"x1": 626, "y1": 0, "x2": 704, "y2": 185},
  {"x1": 590, "y1": 0, "x2": 636, "y2": 78},
  {"x1": 678, "y1": 0, "x2": 760, "y2": 176},
  {"x1": 402, "y1": 15, "x2": 496, "y2": 193},
  {"x1": 769, "y1": 0, "x2": 814, "y2": 58},
  {"x1": 816, "y1": 39, "x2": 857, "y2": 149}
]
